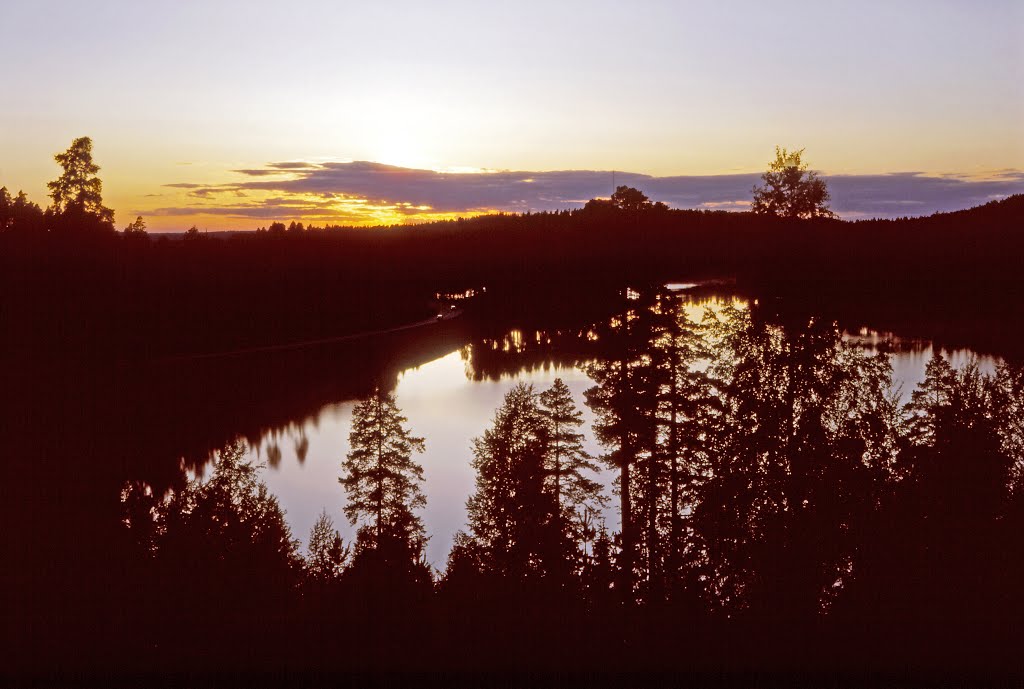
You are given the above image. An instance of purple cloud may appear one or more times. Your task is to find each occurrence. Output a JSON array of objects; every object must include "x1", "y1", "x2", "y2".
[{"x1": 160, "y1": 162, "x2": 1024, "y2": 221}]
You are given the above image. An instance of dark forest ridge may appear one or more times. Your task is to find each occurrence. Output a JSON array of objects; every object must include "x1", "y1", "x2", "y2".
[
  {"x1": 2, "y1": 189, "x2": 1023, "y2": 361},
  {"x1": 143, "y1": 192, "x2": 1024, "y2": 239}
]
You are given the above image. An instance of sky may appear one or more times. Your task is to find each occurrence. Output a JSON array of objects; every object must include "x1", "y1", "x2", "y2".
[{"x1": 1, "y1": 0, "x2": 1021, "y2": 230}]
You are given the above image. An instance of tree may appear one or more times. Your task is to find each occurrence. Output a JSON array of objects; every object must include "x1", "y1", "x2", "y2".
[
  {"x1": 992, "y1": 362, "x2": 1024, "y2": 496},
  {"x1": 46, "y1": 136, "x2": 115, "y2": 228},
  {"x1": 340, "y1": 388, "x2": 427, "y2": 559},
  {"x1": 904, "y1": 351, "x2": 956, "y2": 448},
  {"x1": 583, "y1": 186, "x2": 666, "y2": 218},
  {"x1": 463, "y1": 383, "x2": 569, "y2": 580},
  {"x1": 0, "y1": 187, "x2": 45, "y2": 233},
  {"x1": 121, "y1": 441, "x2": 302, "y2": 586},
  {"x1": 903, "y1": 356, "x2": 1011, "y2": 510},
  {"x1": 123, "y1": 215, "x2": 148, "y2": 237},
  {"x1": 305, "y1": 509, "x2": 348, "y2": 583},
  {"x1": 751, "y1": 146, "x2": 833, "y2": 219},
  {"x1": 538, "y1": 378, "x2": 604, "y2": 549},
  {"x1": 610, "y1": 185, "x2": 652, "y2": 213},
  {"x1": 646, "y1": 289, "x2": 713, "y2": 593},
  {"x1": 0, "y1": 187, "x2": 11, "y2": 230},
  {"x1": 690, "y1": 305, "x2": 898, "y2": 617},
  {"x1": 584, "y1": 289, "x2": 663, "y2": 598}
]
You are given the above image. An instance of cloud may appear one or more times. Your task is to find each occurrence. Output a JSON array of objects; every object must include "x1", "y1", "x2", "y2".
[
  {"x1": 230, "y1": 169, "x2": 284, "y2": 177},
  {"x1": 826, "y1": 171, "x2": 1024, "y2": 217},
  {"x1": 267, "y1": 161, "x2": 316, "y2": 170},
  {"x1": 150, "y1": 202, "x2": 353, "y2": 221},
  {"x1": 159, "y1": 163, "x2": 1024, "y2": 224}
]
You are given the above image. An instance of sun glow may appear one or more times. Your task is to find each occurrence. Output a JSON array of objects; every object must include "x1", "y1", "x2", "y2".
[{"x1": 143, "y1": 183, "x2": 497, "y2": 231}]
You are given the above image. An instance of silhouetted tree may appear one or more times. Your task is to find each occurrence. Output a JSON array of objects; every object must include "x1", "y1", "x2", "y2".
[
  {"x1": 904, "y1": 351, "x2": 956, "y2": 448},
  {"x1": 538, "y1": 378, "x2": 604, "y2": 549},
  {"x1": 751, "y1": 146, "x2": 833, "y2": 219},
  {"x1": 846, "y1": 354, "x2": 1017, "y2": 636},
  {"x1": 46, "y1": 136, "x2": 115, "y2": 230},
  {"x1": 584, "y1": 289, "x2": 664, "y2": 599},
  {"x1": 585, "y1": 329, "x2": 638, "y2": 595},
  {"x1": 581, "y1": 524, "x2": 617, "y2": 607},
  {"x1": 117, "y1": 442, "x2": 301, "y2": 663},
  {"x1": 691, "y1": 304, "x2": 898, "y2": 618},
  {"x1": 305, "y1": 508, "x2": 348, "y2": 583},
  {"x1": 992, "y1": 362, "x2": 1024, "y2": 495},
  {"x1": 992, "y1": 362, "x2": 1024, "y2": 626},
  {"x1": 903, "y1": 355, "x2": 1011, "y2": 512},
  {"x1": 121, "y1": 441, "x2": 301, "y2": 586},
  {"x1": 340, "y1": 388, "x2": 427, "y2": 560},
  {"x1": 0, "y1": 187, "x2": 44, "y2": 233},
  {"x1": 442, "y1": 529, "x2": 487, "y2": 586},
  {"x1": 123, "y1": 215, "x2": 148, "y2": 237},
  {"x1": 646, "y1": 290, "x2": 713, "y2": 594},
  {"x1": 0, "y1": 186, "x2": 9, "y2": 229},
  {"x1": 463, "y1": 383, "x2": 570, "y2": 580},
  {"x1": 610, "y1": 185, "x2": 652, "y2": 212}
]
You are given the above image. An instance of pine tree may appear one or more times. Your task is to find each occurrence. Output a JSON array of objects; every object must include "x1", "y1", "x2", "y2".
[
  {"x1": 123, "y1": 215, "x2": 148, "y2": 236},
  {"x1": 0, "y1": 187, "x2": 44, "y2": 233},
  {"x1": 124, "y1": 441, "x2": 302, "y2": 588},
  {"x1": 647, "y1": 290, "x2": 713, "y2": 593},
  {"x1": 46, "y1": 136, "x2": 115, "y2": 228},
  {"x1": 306, "y1": 509, "x2": 348, "y2": 583},
  {"x1": 0, "y1": 187, "x2": 11, "y2": 230},
  {"x1": 464, "y1": 382, "x2": 567, "y2": 580},
  {"x1": 340, "y1": 388, "x2": 427, "y2": 559},
  {"x1": 905, "y1": 351, "x2": 956, "y2": 447},
  {"x1": 538, "y1": 378, "x2": 604, "y2": 543},
  {"x1": 692, "y1": 305, "x2": 901, "y2": 617},
  {"x1": 584, "y1": 288, "x2": 662, "y2": 599}
]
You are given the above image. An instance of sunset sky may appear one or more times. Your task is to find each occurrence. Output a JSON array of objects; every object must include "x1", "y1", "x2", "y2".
[{"x1": 1, "y1": 0, "x2": 1021, "y2": 230}]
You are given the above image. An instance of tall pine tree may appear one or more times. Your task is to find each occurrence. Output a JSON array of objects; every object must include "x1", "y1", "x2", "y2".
[
  {"x1": 340, "y1": 388, "x2": 427, "y2": 561},
  {"x1": 539, "y1": 378, "x2": 604, "y2": 548}
]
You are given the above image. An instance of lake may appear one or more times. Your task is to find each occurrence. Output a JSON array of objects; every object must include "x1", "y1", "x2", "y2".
[{"x1": 230, "y1": 289, "x2": 999, "y2": 568}]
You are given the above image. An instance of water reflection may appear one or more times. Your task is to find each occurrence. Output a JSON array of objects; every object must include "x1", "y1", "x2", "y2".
[
  {"x1": 258, "y1": 352, "x2": 601, "y2": 566},
  {"x1": 253, "y1": 289, "x2": 1003, "y2": 575}
]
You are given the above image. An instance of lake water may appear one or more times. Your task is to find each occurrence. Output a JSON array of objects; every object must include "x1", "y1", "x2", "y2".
[{"x1": 242, "y1": 292, "x2": 998, "y2": 568}]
